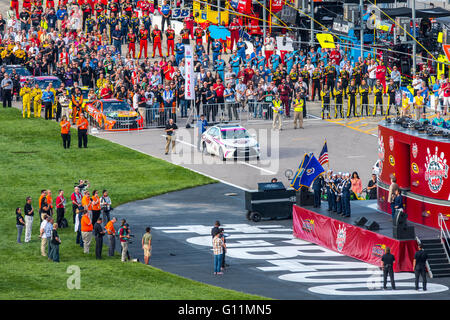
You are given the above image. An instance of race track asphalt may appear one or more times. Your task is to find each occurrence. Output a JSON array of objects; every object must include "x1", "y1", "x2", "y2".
[{"x1": 113, "y1": 182, "x2": 450, "y2": 300}]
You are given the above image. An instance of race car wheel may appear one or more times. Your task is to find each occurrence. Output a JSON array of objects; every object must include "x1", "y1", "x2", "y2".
[
  {"x1": 246, "y1": 210, "x2": 251, "y2": 220},
  {"x1": 250, "y1": 212, "x2": 261, "y2": 222},
  {"x1": 219, "y1": 148, "x2": 226, "y2": 161}
]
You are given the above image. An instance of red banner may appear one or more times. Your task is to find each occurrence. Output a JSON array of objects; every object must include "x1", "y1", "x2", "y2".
[
  {"x1": 292, "y1": 205, "x2": 417, "y2": 272},
  {"x1": 271, "y1": 0, "x2": 284, "y2": 13}
]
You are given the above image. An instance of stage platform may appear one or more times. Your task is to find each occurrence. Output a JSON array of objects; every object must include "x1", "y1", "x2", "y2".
[
  {"x1": 309, "y1": 200, "x2": 440, "y2": 240},
  {"x1": 293, "y1": 200, "x2": 440, "y2": 272}
]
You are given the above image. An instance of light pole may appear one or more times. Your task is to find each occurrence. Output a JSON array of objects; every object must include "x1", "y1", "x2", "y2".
[
  {"x1": 263, "y1": 0, "x2": 267, "y2": 40},
  {"x1": 310, "y1": 0, "x2": 314, "y2": 47},
  {"x1": 412, "y1": 0, "x2": 417, "y2": 74},
  {"x1": 360, "y1": 0, "x2": 364, "y2": 59}
]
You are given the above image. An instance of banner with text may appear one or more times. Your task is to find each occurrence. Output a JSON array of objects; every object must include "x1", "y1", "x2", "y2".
[
  {"x1": 184, "y1": 45, "x2": 195, "y2": 100},
  {"x1": 292, "y1": 205, "x2": 417, "y2": 272}
]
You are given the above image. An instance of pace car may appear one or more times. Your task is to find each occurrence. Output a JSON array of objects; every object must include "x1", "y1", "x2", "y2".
[
  {"x1": 201, "y1": 124, "x2": 260, "y2": 160},
  {"x1": 28, "y1": 76, "x2": 62, "y2": 90},
  {"x1": 85, "y1": 99, "x2": 144, "y2": 131}
]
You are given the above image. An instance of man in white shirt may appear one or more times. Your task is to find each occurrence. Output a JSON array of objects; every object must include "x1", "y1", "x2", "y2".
[
  {"x1": 39, "y1": 215, "x2": 53, "y2": 257},
  {"x1": 412, "y1": 74, "x2": 422, "y2": 96},
  {"x1": 367, "y1": 59, "x2": 378, "y2": 90}
]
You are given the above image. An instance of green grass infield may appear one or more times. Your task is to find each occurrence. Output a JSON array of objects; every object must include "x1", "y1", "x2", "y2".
[{"x1": 0, "y1": 108, "x2": 266, "y2": 300}]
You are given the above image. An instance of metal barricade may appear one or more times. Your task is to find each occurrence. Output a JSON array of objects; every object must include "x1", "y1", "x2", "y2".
[{"x1": 143, "y1": 105, "x2": 177, "y2": 128}]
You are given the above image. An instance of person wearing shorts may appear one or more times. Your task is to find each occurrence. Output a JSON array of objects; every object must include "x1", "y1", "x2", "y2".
[{"x1": 142, "y1": 227, "x2": 152, "y2": 265}]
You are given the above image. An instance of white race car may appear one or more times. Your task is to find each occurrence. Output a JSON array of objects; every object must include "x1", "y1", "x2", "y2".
[{"x1": 201, "y1": 124, "x2": 261, "y2": 161}]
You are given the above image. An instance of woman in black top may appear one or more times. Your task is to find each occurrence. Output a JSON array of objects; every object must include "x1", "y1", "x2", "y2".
[
  {"x1": 16, "y1": 207, "x2": 25, "y2": 244},
  {"x1": 367, "y1": 174, "x2": 377, "y2": 200}
]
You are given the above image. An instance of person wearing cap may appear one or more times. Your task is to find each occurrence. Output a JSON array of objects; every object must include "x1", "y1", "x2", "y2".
[
  {"x1": 413, "y1": 243, "x2": 429, "y2": 291},
  {"x1": 94, "y1": 217, "x2": 106, "y2": 259},
  {"x1": 119, "y1": 221, "x2": 131, "y2": 262},
  {"x1": 342, "y1": 173, "x2": 352, "y2": 217},
  {"x1": 105, "y1": 217, "x2": 117, "y2": 256}
]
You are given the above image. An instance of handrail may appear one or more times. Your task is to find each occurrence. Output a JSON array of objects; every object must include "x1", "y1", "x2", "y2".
[{"x1": 438, "y1": 213, "x2": 450, "y2": 266}]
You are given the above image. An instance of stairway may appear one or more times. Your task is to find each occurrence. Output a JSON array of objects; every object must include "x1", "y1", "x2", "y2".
[{"x1": 420, "y1": 238, "x2": 450, "y2": 278}]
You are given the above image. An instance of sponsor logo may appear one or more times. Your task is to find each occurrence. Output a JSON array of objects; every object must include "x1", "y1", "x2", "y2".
[
  {"x1": 389, "y1": 136, "x2": 394, "y2": 151},
  {"x1": 336, "y1": 224, "x2": 347, "y2": 252},
  {"x1": 302, "y1": 219, "x2": 315, "y2": 232},
  {"x1": 425, "y1": 147, "x2": 449, "y2": 193},
  {"x1": 372, "y1": 244, "x2": 386, "y2": 258},
  {"x1": 389, "y1": 155, "x2": 395, "y2": 166},
  {"x1": 412, "y1": 143, "x2": 418, "y2": 159},
  {"x1": 411, "y1": 162, "x2": 419, "y2": 174},
  {"x1": 378, "y1": 135, "x2": 385, "y2": 161}
]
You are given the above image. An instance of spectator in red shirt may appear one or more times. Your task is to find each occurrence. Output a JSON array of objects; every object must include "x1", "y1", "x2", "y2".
[
  {"x1": 213, "y1": 78, "x2": 225, "y2": 104},
  {"x1": 376, "y1": 63, "x2": 387, "y2": 94},
  {"x1": 244, "y1": 63, "x2": 255, "y2": 85},
  {"x1": 278, "y1": 78, "x2": 291, "y2": 117},
  {"x1": 329, "y1": 47, "x2": 342, "y2": 66},
  {"x1": 55, "y1": 189, "x2": 65, "y2": 228}
]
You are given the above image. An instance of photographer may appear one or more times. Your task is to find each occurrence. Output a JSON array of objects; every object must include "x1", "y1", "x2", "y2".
[
  {"x1": 119, "y1": 220, "x2": 131, "y2": 262},
  {"x1": 100, "y1": 190, "x2": 112, "y2": 224},
  {"x1": 76, "y1": 179, "x2": 90, "y2": 194}
]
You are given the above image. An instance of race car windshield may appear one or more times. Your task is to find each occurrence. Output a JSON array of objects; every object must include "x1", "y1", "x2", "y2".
[
  {"x1": 5, "y1": 67, "x2": 31, "y2": 77},
  {"x1": 221, "y1": 128, "x2": 249, "y2": 139},
  {"x1": 35, "y1": 79, "x2": 62, "y2": 89},
  {"x1": 102, "y1": 102, "x2": 132, "y2": 112}
]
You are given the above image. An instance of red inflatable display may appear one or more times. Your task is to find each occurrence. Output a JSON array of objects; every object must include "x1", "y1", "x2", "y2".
[
  {"x1": 292, "y1": 205, "x2": 418, "y2": 272},
  {"x1": 377, "y1": 122, "x2": 450, "y2": 229}
]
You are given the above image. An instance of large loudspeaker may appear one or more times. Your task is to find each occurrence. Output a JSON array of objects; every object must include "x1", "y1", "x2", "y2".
[
  {"x1": 393, "y1": 225, "x2": 416, "y2": 240},
  {"x1": 354, "y1": 217, "x2": 368, "y2": 226},
  {"x1": 296, "y1": 187, "x2": 315, "y2": 207},
  {"x1": 364, "y1": 220, "x2": 380, "y2": 231}
]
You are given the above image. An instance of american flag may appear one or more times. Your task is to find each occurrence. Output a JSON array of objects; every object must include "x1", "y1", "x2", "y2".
[{"x1": 318, "y1": 141, "x2": 329, "y2": 166}]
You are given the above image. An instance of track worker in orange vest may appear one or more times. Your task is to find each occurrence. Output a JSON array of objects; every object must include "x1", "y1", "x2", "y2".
[
  {"x1": 81, "y1": 190, "x2": 92, "y2": 219},
  {"x1": 151, "y1": 24, "x2": 163, "y2": 58},
  {"x1": 60, "y1": 115, "x2": 71, "y2": 149},
  {"x1": 76, "y1": 113, "x2": 89, "y2": 148},
  {"x1": 138, "y1": 24, "x2": 149, "y2": 59},
  {"x1": 105, "y1": 217, "x2": 117, "y2": 256},
  {"x1": 80, "y1": 210, "x2": 93, "y2": 254},
  {"x1": 166, "y1": 25, "x2": 175, "y2": 57},
  {"x1": 91, "y1": 190, "x2": 102, "y2": 224}
]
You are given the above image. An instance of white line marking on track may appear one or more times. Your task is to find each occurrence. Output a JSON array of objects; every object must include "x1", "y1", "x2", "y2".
[{"x1": 93, "y1": 133, "x2": 254, "y2": 192}]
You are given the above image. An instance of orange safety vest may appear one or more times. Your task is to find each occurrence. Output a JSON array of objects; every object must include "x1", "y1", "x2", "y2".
[
  {"x1": 60, "y1": 120, "x2": 71, "y2": 134},
  {"x1": 91, "y1": 195, "x2": 101, "y2": 211},
  {"x1": 77, "y1": 118, "x2": 89, "y2": 130}
]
